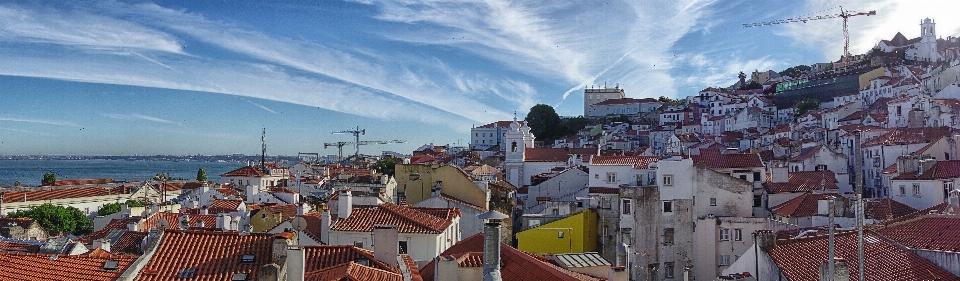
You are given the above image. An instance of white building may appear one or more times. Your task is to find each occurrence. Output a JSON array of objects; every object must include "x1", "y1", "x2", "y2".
[{"x1": 583, "y1": 86, "x2": 626, "y2": 116}]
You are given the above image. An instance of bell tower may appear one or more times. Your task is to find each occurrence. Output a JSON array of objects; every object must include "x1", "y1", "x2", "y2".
[{"x1": 504, "y1": 118, "x2": 525, "y2": 187}]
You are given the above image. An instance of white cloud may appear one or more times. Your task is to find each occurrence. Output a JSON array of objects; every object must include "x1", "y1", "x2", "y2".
[
  {"x1": 101, "y1": 113, "x2": 178, "y2": 125},
  {"x1": 0, "y1": 116, "x2": 79, "y2": 127},
  {"x1": 245, "y1": 100, "x2": 278, "y2": 114},
  {"x1": 0, "y1": 127, "x2": 56, "y2": 136}
]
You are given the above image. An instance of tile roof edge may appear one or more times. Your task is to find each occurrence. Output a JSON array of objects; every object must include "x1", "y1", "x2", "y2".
[{"x1": 117, "y1": 229, "x2": 165, "y2": 280}]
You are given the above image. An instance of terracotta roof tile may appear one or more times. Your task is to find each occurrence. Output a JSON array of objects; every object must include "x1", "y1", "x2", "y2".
[
  {"x1": 862, "y1": 127, "x2": 951, "y2": 147},
  {"x1": 136, "y1": 230, "x2": 286, "y2": 281},
  {"x1": 878, "y1": 216, "x2": 960, "y2": 252},
  {"x1": 788, "y1": 145, "x2": 822, "y2": 162},
  {"x1": 769, "y1": 193, "x2": 842, "y2": 218},
  {"x1": 220, "y1": 166, "x2": 268, "y2": 177},
  {"x1": 141, "y1": 212, "x2": 218, "y2": 231},
  {"x1": 2, "y1": 184, "x2": 136, "y2": 203},
  {"x1": 111, "y1": 230, "x2": 147, "y2": 255},
  {"x1": 438, "y1": 194, "x2": 487, "y2": 211},
  {"x1": 478, "y1": 120, "x2": 526, "y2": 129},
  {"x1": 331, "y1": 203, "x2": 459, "y2": 234},
  {"x1": 864, "y1": 198, "x2": 918, "y2": 221},
  {"x1": 45, "y1": 178, "x2": 116, "y2": 186},
  {"x1": 0, "y1": 241, "x2": 40, "y2": 253},
  {"x1": 766, "y1": 230, "x2": 960, "y2": 281},
  {"x1": 692, "y1": 148, "x2": 764, "y2": 169},
  {"x1": 764, "y1": 170, "x2": 839, "y2": 194},
  {"x1": 418, "y1": 234, "x2": 602, "y2": 281},
  {"x1": 301, "y1": 245, "x2": 399, "y2": 274},
  {"x1": 304, "y1": 262, "x2": 403, "y2": 281},
  {"x1": 592, "y1": 97, "x2": 659, "y2": 106},
  {"x1": 590, "y1": 155, "x2": 659, "y2": 168},
  {"x1": 0, "y1": 250, "x2": 136, "y2": 280}
]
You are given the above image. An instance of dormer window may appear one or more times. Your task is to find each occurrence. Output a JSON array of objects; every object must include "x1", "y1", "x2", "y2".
[
  {"x1": 177, "y1": 268, "x2": 197, "y2": 278},
  {"x1": 240, "y1": 254, "x2": 255, "y2": 263},
  {"x1": 232, "y1": 273, "x2": 248, "y2": 281},
  {"x1": 102, "y1": 260, "x2": 119, "y2": 271}
]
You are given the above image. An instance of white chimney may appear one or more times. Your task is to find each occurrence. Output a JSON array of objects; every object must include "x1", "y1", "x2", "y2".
[
  {"x1": 297, "y1": 203, "x2": 311, "y2": 216},
  {"x1": 320, "y1": 210, "x2": 331, "y2": 244},
  {"x1": 245, "y1": 185, "x2": 259, "y2": 203},
  {"x1": 93, "y1": 239, "x2": 111, "y2": 252},
  {"x1": 127, "y1": 221, "x2": 140, "y2": 232},
  {"x1": 374, "y1": 224, "x2": 400, "y2": 268},
  {"x1": 196, "y1": 220, "x2": 205, "y2": 228},
  {"x1": 200, "y1": 182, "x2": 210, "y2": 194},
  {"x1": 286, "y1": 247, "x2": 306, "y2": 281},
  {"x1": 435, "y1": 255, "x2": 460, "y2": 281},
  {"x1": 217, "y1": 214, "x2": 232, "y2": 231},
  {"x1": 771, "y1": 166, "x2": 789, "y2": 183},
  {"x1": 478, "y1": 210, "x2": 508, "y2": 281},
  {"x1": 338, "y1": 190, "x2": 353, "y2": 218},
  {"x1": 199, "y1": 205, "x2": 209, "y2": 215},
  {"x1": 818, "y1": 199, "x2": 831, "y2": 216}
]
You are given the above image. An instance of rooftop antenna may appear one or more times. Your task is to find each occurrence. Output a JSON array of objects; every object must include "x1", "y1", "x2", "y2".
[{"x1": 260, "y1": 128, "x2": 267, "y2": 170}]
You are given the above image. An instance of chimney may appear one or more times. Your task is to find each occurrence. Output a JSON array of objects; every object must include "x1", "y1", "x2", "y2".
[
  {"x1": 246, "y1": 185, "x2": 259, "y2": 204},
  {"x1": 200, "y1": 182, "x2": 210, "y2": 194},
  {"x1": 771, "y1": 166, "x2": 789, "y2": 183},
  {"x1": 272, "y1": 232, "x2": 293, "y2": 263},
  {"x1": 897, "y1": 156, "x2": 920, "y2": 175},
  {"x1": 297, "y1": 202, "x2": 311, "y2": 216},
  {"x1": 435, "y1": 255, "x2": 460, "y2": 281},
  {"x1": 478, "y1": 210, "x2": 508, "y2": 281},
  {"x1": 196, "y1": 220, "x2": 205, "y2": 228},
  {"x1": 286, "y1": 247, "x2": 306, "y2": 281},
  {"x1": 338, "y1": 190, "x2": 353, "y2": 218},
  {"x1": 607, "y1": 266, "x2": 628, "y2": 281},
  {"x1": 919, "y1": 159, "x2": 937, "y2": 176},
  {"x1": 199, "y1": 205, "x2": 209, "y2": 215},
  {"x1": 948, "y1": 189, "x2": 960, "y2": 214},
  {"x1": 819, "y1": 258, "x2": 849, "y2": 281},
  {"x1": 374, "y1": 224, "x2": 400, "y2": 268},
  {"x1": 320, "y1": 210, "x2": 331, "y2": 244},
  {"x1": 755, "y1": 230, "x2": 776, "y2": 248},
  {"x1": 93, "y1": 239, "x2": 111, "y2": 252},
  {"x1": 127, "y1": 221, "x2": 140, "y2": 232},
  {"x1": 257, "y1": 264, "x2": 281, "y2": 281},
  {"x1": 217, "y1": 214, "x2": 232, "y2": 231},
  {"x1": 817, "y1": 198, "x2": 836, "y2": 216}
]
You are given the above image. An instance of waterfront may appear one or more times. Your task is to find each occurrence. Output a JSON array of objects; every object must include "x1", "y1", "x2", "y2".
[{"x1": 0, "y1": 159, "x2": 244, "y2": 186}]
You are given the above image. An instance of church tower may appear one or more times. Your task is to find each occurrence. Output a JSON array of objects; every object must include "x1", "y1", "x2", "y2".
[
  {"x1": 504, "y1": 118, "x2": 526, "y2": 187},
  {"x1": 912, "y1": 18, "x2": 942, "y2": 62}
]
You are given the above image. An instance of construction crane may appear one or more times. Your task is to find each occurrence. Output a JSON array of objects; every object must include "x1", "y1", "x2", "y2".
[
  {"x1": 743, "y1": 6, "x2": 876, "y2": 66},
  {"x1": 324, "y1": 140, "x2": 406, "y2": 164}
]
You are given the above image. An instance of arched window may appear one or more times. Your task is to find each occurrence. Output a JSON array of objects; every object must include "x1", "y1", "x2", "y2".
[{"x1": 511, "y1": 141, "x2": 518, "y2": 152}]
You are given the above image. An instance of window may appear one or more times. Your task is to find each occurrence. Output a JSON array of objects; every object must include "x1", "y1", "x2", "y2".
[
  {"x1": 719, "y1": 255, "x2": 731, "y2": 266},
  {"x1": 240, "y1": 254, "x2": 255, "y2": 263},
  {"x1": 662, "y1": 201, "x2": 673, "y2": 213},
  {"x1": 529, "y1": 220, "x2": 541, "y2": 228},
  {"x1": 636, "y1": 174, "x2": 643, "y2": 185},
  {"x1": 720, "y1": 228, "x2": 730, "y2": 241},
  {"x1": 622, "y1": 199, "x2": 632, "y2": 214},
  {"x1": 899, "y1": 185, "x2": 906, "y2": 196},
  {"x1": 663, "y1": 228, "x2": 674, "y2": 244},
  {"x1": 734, "y1": 229, "x2": 742, "y2": 241},
  {"x1": 753, "y1": 194, "x2": 763, "y2": 207},
  {"x1": 753, "y1": 171, "x2": 761, "y2": 182},
  {"x1": 663, "y1": 175, "x2": 673, "y2": 186},
  {"x1": 177, "y1": 268, "x2": 197, "y2": 278},
  {"x1": 664, "y1": 262, "x2": 675, "y2": 278},
  {"x1": 354, "y1": 241, "x2": 364, "y2": 248},
  {"x1": 606, "y1": 172, "x2": 618, "y2": 183},
  {"x1": 102, "y1": 260, "x2": 119, "y2": 271},
  {"x1": 739, "y1": 175, "x2": 747, "y2": 181},
  {"x1": 710, "y1": 198, "x2": 717, "y2": 206},
  {"x1": 945, "y1": 182, "x2": 954, "y2": 195},
  {"x1": 913, "y1": 184, "x2": 921, "y2": 196},
  {"x1": 232, "y1": 273, "x2": 248, "y2": 281},
  {"x1": 816, "y1": 165, "x2": 827, "y2": 171}
]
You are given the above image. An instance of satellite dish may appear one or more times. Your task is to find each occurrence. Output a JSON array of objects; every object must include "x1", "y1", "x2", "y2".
[
  {"x1": 157, "y1": 219, "x2": 170, "y2": 229},
  {"x1": 290, "y1": 217, "x2": 308, "y2": 232}
]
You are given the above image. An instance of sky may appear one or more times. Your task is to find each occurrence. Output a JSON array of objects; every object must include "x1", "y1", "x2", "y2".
[{"x1": 0, "y1": 0, "x2": 957, "y2": 156}]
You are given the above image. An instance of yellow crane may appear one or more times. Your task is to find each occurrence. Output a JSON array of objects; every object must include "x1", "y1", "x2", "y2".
[{"x1": 743, "y1": 6, "x2": 876, "y2": 66}]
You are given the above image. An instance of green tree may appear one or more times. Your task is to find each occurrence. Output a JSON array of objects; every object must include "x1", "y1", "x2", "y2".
[
  {"x1": 795, "y1": 98, "x2": 821, "y2": 116},
  {"x1": 41, "y1": 172, "x2": 56, "y2": 186},
  {"x1": 526, "y1": 104, "x2": 561, "y2": 142},
  {"x1": 7, "y1": 203, "x2": 93, "y2": 235},
  {"x1": 556, "y1": 116, "x2": 590, "y2": 137},
  {"x1": 125, "y1": 199, "x2": 146, "y2": 207},
  {"x1": 739, "y1": 81, "x2": 763, "y2": 90},
  {"x1": 98, "y1": 202, "x2": 122, "y2": 216},
  {"x1": 371, "y1": 156, "x2": 399, "y2": 177},
  {"x1": 658, "y1": 96, "x2": 683, "y2": 105},
  {"x1": 196, "y1": 168, "x2": 208, "y2": 182},
  {"x1": 13, "y1": 181, "x2": 20, "y2": 186}
]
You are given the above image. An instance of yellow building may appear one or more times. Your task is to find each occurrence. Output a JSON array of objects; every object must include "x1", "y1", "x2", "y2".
[
  {"x1": 516, "y1": 209, "x2": 598, "y2": 254},
  {"x1": 250, "y1": 204, "x2": 298, "y2": 232},
  {"x1": 395, "y1": 164, "x2": 487, "y2": 206}
]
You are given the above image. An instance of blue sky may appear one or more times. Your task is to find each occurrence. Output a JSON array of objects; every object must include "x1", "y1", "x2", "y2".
[{"x1": 0, "y1": 0, "x2": 957, "y2": 156}]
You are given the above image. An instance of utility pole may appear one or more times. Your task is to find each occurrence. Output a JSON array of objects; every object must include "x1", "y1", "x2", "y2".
[{"x1": 854, "y1": 130, "x2": 865, "y2": 281}]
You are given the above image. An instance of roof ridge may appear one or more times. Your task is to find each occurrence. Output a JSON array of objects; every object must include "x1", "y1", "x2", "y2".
[{"x1": 380, "y1": 203, "x2": 449, "y2": 232}]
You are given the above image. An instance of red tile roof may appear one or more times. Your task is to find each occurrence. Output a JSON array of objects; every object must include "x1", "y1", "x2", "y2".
[
  {"x1": 438, "y1": 193, "x2": 487, "y2": 211},
  {"x1": 137, "y1": 230, "x2": 286, "y2": 281},
  {"x1": 769, "y1": 193, "x2": 842, "y2": 218},
  {"x1": 764, "y1": 171, "x2": 839, "y2": 194},
  {"x1": 895, "y1": 160, "x2": 960, "y2": 180},
  {"x1": 0, "y1": 241, "x2": 40, "y2": 253},
  {"x1": 331, "y1": 203, "x2": 459, "y2": 234},
  {"x1": 766, "y1": 230, "x2": 960, "y2": 281},
  {"x1": 524, "y1": 148, "x2": 596, "y2": 162},
  {"x1": 0, "y1": 249, "x2": 137, "y2": 280},
  {"x1": 208, "y1": 199, "x2": 245, "y2": 213},
  {"x1": 877, "y1": 216, "x2": 960, "y2": 252},
  {"x1": 590, "y1": 155, "x2": 659, "y2": 169},
  {"x1": 301, "y1": 245, "x2": 399, "y2": 274},
  {"x1": 788, "y1": 145, "x2": 822, "y2": 162},
  {"x1": 44, "y1": 178, "x2": 116, "y2": 186},
  {"x1": 304, "y1": 261, "x2": 403, "y2": 281},
  {"x1": 692, "y1": 148, "x2": 764, "y2": 169},
  {"x1": 592, "y1": 97, "x2": 658, "y2": 106},
  {"x1": 588, "y1": 187, "x2": 619, "y2": 194},
  {"x1": 864, "y1": 198, "x2": 918, "y2": 221},
  {"x1": 862, "y1": 126, "x2": 951, "y2": 147},
  {"x1": 418, "y1": 234, "x2": 602, "y2": 281},
  {"x1": 111, "y1": 230, "x2": 148, "y2": 255},
  {"x1": 141, "y1": 212, "x2": 218, "y2": 231},
  {"x1": 2, "y1": 185, "x2": 136, "y2": 203},
  {"x1": 220, "y1": 166, "x2": 268, "y2": 177},
  {"x1": 478, "y1": 120, "x2": 526, "y2": 129}
]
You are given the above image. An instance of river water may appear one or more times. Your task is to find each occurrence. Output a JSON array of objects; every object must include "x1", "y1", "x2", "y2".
[{"x1": 0, "y1": 159, "x2": 244, "y2": 186}]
